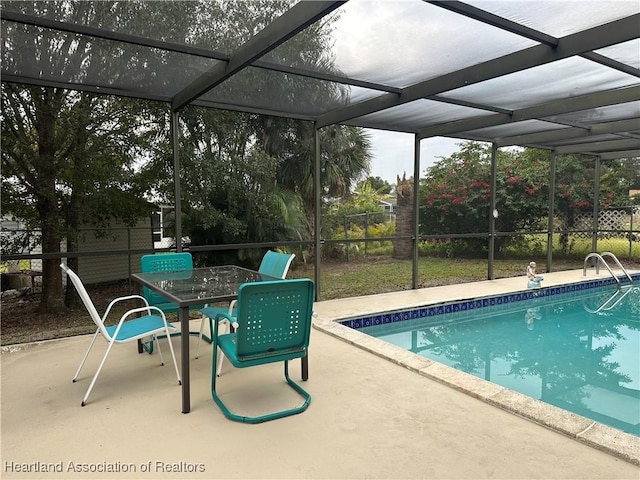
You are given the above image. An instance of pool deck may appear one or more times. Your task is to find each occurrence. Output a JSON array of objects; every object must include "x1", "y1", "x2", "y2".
[{"x1": 2, "y1": 269, "x2": 639, "y2": 479}]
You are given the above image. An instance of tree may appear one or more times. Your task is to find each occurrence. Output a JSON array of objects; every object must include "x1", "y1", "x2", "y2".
[
  {"x1": 419, "y1": 142, "x2": 548, "y2": 253},
  {"x1": 0, "y1": 0, "x2": 179, "y2": 311},
  {"x1": 2, "y1": 0, "x2": 372, "y2": 301},
  {"x1": 1, "y1": 84, "x2": 154, "y2": 311},
  {"x1": 611, "y1": 157, "x2": 640, "y2": 191},
  {"x1": 419, "y1": 142, "x2": 634, "y2": 255},
  {"x1": 359, "y1": 176, "x2": 393, "y2": 195},
  {"x1": 139, "y1": 1, "x2": 372, "y2": 264},
  {"x1": 147, "y1": 109, "x2": 372, "y2": 266},
  {"x1": 149, "y1": 106, "x2": 312, "y2": 266},
  {"x1": 271, "y1": 121, "x2": 372, "y2": 234},
  {"x1": 351, "y1": 180, "x2": 391, "y2": 211}
]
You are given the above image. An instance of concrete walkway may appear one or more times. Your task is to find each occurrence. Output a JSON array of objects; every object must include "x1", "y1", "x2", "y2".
[{"x1": 2, "y1": 270, "x2": 639, "y2": 479}]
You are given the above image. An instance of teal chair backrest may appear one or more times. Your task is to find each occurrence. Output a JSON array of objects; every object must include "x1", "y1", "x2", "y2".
[
  {"x1": 235, "y1": 279, "x2": 314, "y2": 360},
  {"x1": 258, "y1": 251, "x2": 295, "y2": 279},
  {"x1": 140, "y1": 253, "x2": 193, "y2": 308}
]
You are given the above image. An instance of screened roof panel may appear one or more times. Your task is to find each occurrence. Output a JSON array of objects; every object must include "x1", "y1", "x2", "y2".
[
  {"x1": 2, "y1": 28, "x2": 218, "y2": 99},
  {"x1": 440, "y1": 57, "x2": 638, "y2": 110},
  {"x1": 1, "y1": 19, "x2": 222, "y2": 99},
  {"x1": 465, "y1": 119, "x2": 559, "y2": 140},
  {"x1": 1, "y1": 0, "x2": 639, "y2": 158},
  {"x1": 464, "y1": 0, "x2": 640, "y2": 37},
  {"x1": 266, "y1": 0, "x2": 537, "y2": 89},
  {"x1": 544, "y1": 102, "x2": 640, "y2": 126},
  {"x1": 544, "y1": 133, "x2": 630, "y2": 148},
  {"x1": 198, "y1": 67, "x2": 385, "y2": 118},
  {"x1": 0, "y1": 0, "x2": 278, "y2": 53},
  {"x1": 349, "y1": 99, "x2": 490, "y2": 132},
  {"x1": 595, "y1": 40, "x2": 640, "y2": 69}
]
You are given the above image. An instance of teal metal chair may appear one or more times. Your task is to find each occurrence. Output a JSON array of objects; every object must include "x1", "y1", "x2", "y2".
[
  {"x1": 60, "y1": 264, "x2": 181, "y2": 406},
  {"x1": 196, "y1": 250, "x2": 295, "y2": 368},
  {"x1": 209, "y1": 278, "x2": 315, "y2": 423},
  {"x1": 140, "y1": 252, "x2": 195, "y2": 314},
  {"x1": 140, "y1": 253, "x2": 206, "y2": 354}
]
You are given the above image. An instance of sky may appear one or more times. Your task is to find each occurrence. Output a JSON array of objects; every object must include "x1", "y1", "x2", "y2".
[
  {"x1": 365, "y1": 130, "x2": 465, "y2": 185},
  {"x1": 328, "y1": 2, "x2": 471, "y2": 187}
]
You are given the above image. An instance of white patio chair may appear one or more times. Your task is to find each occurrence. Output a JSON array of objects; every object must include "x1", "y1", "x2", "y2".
[{"x1": 60, "y1": 263, "x2": 181, "y2": 406}]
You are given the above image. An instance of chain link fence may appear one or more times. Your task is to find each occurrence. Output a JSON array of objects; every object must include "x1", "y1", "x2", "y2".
[
  {"x1": 1, "y1": 205, "x2": 638, "y2": 299},
  {"x1": 1, "y1": 225, "x2": 159, "y2": 292}
]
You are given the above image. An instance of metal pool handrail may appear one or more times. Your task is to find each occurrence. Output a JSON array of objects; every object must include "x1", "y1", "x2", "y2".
[
  {"x1": 583, "y1": 252, "x2": 634, "y2": 286},
  {"x1": 583, "y1": 285, "x2": 636, "y2": 314}
]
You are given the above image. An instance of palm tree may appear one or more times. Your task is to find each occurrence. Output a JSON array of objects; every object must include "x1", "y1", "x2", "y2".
[{"x1": 260, "y1": 119, "x2": 372, "y2": 234}]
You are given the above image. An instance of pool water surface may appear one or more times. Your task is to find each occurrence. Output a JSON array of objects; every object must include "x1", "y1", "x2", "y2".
[{"x1": 356, "y1": 283, "x2": 640, "y2": 437}]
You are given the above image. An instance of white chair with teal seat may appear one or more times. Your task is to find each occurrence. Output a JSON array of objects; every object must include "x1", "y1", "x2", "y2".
[
  {"x1": 196, "y1": 250, "x2": 295, "y2": 371},
  {"x1": 210, "y1": 278, "x2": 314, "y2": 423},
  {"x1": 60, "y1": 263, "x2": 181, "y2": 406}
]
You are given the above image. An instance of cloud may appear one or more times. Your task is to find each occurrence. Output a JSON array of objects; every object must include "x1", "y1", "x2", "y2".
[
  {"x1": 366, "y1": 129, "x2": 464, "y2": 184},
  {"x1": 332, "y1": 1, "x2": 454, "y2": 86}
]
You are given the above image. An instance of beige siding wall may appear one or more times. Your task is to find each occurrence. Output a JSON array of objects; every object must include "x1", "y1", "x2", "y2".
[{"x1": 75, "y1": 218, "x2": 153, "y2": 284}]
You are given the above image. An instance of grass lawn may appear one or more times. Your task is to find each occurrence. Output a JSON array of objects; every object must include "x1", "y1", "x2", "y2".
[{"x1": 1, "y1": 255, "x2": 635, "y2": 346}]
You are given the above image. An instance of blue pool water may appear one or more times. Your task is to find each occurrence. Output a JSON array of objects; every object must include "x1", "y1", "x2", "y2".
[{"x1": 352, "y1": 280, "x2": 640, "y2": 437}]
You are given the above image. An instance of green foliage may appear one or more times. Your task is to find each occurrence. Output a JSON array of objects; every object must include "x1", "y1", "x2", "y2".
[
  {"x1": 184, "y1": 145, "x2": 309, "y2": 265},
  {"x1": 359, "y1": 176, "x2": 393, "y2": 195},
  {"x1": 322, "y1": 181, "x2": 395, "y2": 258},
  {"x1": 324, "y1": 216, "x2": 395, "y2": 260},
  {"x1": 270, "y1": 121, "x2": 373, "y2": 217},
  {"x1": 419, "y1": 142, "x2": 637, "y2": 254},
  {"x1": 322, "y1": 179, "x2": 394, "y2": 259},
  {"x1": 1, "y1": 81, "x2": 154, "y2": 311},
  {"x1": 419, "y1": 143, "x2": 549, "y2": 239},
  {"x1": 1, "y1": 86, "x2": 154, "y2": 228}
]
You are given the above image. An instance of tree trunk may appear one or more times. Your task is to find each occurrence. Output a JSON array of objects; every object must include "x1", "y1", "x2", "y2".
[
  {"x1": 393, "y1": 174, "x2": 414, "y2": 260},
  {"x1": 38, "y1": 214, "x2": 65, "y2": 314},
  {"x1": 63, "y1": 240, "x2": 82, "y2": 308},
  {"x1": 64, "y1": 96, "x2": 92, "y2": 309},
  {"x1": 34, "y1": 88, "x2": 66, "y2": 313}
]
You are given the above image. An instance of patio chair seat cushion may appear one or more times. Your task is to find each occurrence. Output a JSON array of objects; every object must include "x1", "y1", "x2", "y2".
[
  {"x1": 153, "y1": 301, "x2": 205, "y2": 315},
  {"x1": 200, "y1": 305, "x2": 237, "y2": 319},
  {"x1": 106, "y1": 315, "x2": 175, "y2": 342},
  {"x1": 217, "y1": 332, "x2": 308, "y2": 368}
]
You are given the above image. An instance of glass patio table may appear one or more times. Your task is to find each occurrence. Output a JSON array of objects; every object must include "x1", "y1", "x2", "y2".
[{"x1": 131, "y1": 265, "x2": 309, "y2": 413}]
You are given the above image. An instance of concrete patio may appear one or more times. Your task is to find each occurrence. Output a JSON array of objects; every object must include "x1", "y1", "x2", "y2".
[{"x1": 2, "y1": 270, "x2": 639, "y2": 479}]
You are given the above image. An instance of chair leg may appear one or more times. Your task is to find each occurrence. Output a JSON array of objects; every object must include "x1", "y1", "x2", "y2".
[
  {"x1": 211, "y1": 360, "x2": 312, "y2": 424},
  {"x1": 215, "y1": 321, "x2": 228, "y2": 376},
  {"x1": 284, "y1": 360, "x2": 312, "y2": 403},
  {"x1": 163, "y1": 326, "x2": 181, "y2": 385},
  {"x1": 80, "y1": 338, "x2": 118, "y2": 406},
  {"x1": 203, "y1": 316, "x2": 227, "y2": 375},
  {"x1": 153, "y1": 334, "x2": 165, "y2": 366},
  {"x1": 215, "y1": 346, "x2": 225, "y2": 376},
  {"x1": 207, "y1": 317, "x2": 227, "y2": 376},
  {"x1": 73, "y1": 329, "x2": 100, "y2": 383},
  {"x1": 195, "y1": 316, "x2": 206, "y2": 359}
]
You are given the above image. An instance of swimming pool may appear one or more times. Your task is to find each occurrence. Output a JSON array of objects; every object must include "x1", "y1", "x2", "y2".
[{"x1": 343, "y1": 278, "x2": 640, "y2": 438}]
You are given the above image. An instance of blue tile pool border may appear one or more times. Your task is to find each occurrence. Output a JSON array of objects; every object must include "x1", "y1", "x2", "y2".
[{"x1": 339, "y1": 275, "x2": 639, "y2": 331}]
